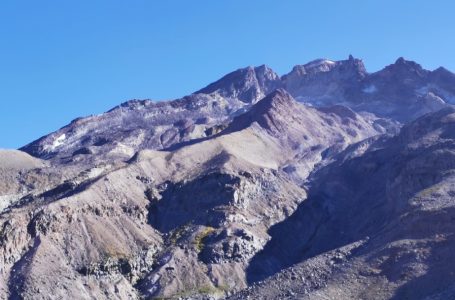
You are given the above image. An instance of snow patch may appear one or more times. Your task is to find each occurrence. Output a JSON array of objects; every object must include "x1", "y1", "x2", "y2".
[
  {"x1": 416, "y1": 85, "x2": 455, "y2": 103},
  {"x1": 52, "y1": 134, "x2": 66, "y2": 149},
  {"x1": 305, "y1": 59, "x2": 335, "y2": 68},
  {"x1": 304, "y1": 59, "x2": 336, "y2": 73}
]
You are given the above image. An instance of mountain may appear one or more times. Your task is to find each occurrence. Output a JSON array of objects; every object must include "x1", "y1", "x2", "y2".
[
  {"x1": 282, "y1": 56, "x2": 454, "y2": 121},
  {"x1": 282, "y1": 56, "x2": 367, "y2": 105},
  {"x1": 20, "y1": 66, "x2": 281, "y2": 163},
  {"x1": 0, "y1": 90, "x2": 383, "y2": 298},
  {"x1": 20, "y1": 56, "x2": 454, "y2": 165},
  {"x1": 1, "y1": 57, "x2": 455, "y2": 299},
  {"x1": 196, "y1": 65, "x2": 282, "y2": 103},
  {"x1": 231, "y1": 106, "x2": 455, "y2": 299}
]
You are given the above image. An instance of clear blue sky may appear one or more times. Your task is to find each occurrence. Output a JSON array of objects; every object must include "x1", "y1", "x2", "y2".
[{"x1": 1, "y1": 0, "x2": 454, "y2": 149}]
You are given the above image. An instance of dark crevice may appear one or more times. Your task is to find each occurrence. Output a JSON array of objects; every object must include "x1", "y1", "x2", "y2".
[{"x1": 146, "y1": 172, "x2": 240, "y2": 233}]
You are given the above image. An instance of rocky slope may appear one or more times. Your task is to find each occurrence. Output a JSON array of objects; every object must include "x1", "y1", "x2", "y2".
[
  {"x1": 1, "y1": 57, "x2": 455, "y2": 299},
  {"x1": 230, "y1": 106, "x2": 455, "y2": 299},
  {"x1": 0, "y1": 90, "x2": 383, "y2": 299}
]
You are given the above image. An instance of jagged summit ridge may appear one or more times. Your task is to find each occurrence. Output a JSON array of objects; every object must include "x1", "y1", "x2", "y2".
[
  {"x1": 283, "y1": 56, "x2": 454, "y2": 121},
  {"x1": 283, "y1": 55, "x2": 367, "y2": 78},
  {"x1": 20, "y1": 56, "x2": 455, "y2": 163},
  {"x1": 195, "y1": 64, "x2": 282, "y2": 103}
]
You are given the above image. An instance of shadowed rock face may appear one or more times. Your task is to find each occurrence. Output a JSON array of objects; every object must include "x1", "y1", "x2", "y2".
[
  {"x1": 2, "y1": 58, "x2": 455, "y2": 299},
  {"x1": 147, "y1": 172, "x2": 241, "y2": 233}
]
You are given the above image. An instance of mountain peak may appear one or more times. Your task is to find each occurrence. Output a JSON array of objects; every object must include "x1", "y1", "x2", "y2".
[
  {"x1": 337, "y1": 55, "x2": 367, "y2": 73},
  {"x1": 284, "y1": 56, "x2": 367, "y2": 79},
  {"x1": 252, "y1": 88, "x2": 296, "y2": 110},
  {"x1": 224, "y1": 88, "x2": 299, "y2": 133},
  {"x1": 390, "y1": 57, "x2": 425, "y2": 72},
  {"x1": 195, "y1": 65, "x2": 281, "y2": 103},
  {"x1": 434, "y1": 66, "x2": 450, "y2": 73},
  {"x1": 395, "y1": 56, "x2": 406, "y2": 64},
  {"x1": 432, "y1": 66, "x2": 455, "y2": 78}
]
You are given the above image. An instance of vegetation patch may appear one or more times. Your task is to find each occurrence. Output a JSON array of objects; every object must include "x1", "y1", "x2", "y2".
[
  {"x1": 168, "y1": 223, "x2": 192, "y2": 246},
  {"x1": 194, "y1": 226, "x2": 215, "y2": 253}
]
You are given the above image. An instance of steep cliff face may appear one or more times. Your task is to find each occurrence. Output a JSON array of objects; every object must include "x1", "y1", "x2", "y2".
[{"x1": 2, "y1": 58, "x2": 455, "y2": 299}]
